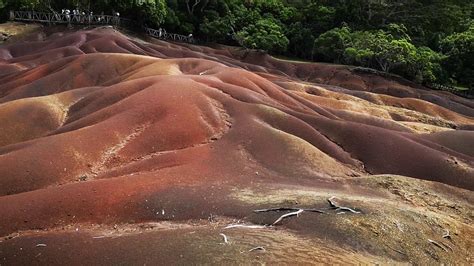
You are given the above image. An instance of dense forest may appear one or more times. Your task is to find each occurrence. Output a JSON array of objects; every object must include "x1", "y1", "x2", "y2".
[{"x1": 0, "y1": 0, "x2": 472, "y2": 89}]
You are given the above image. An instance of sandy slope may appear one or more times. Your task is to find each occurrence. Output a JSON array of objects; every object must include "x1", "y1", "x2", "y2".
[{"x1": 0, "y1": 26, "x2": 472, "y2": 264}]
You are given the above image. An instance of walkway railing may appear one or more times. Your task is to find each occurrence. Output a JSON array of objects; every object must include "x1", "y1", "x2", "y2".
[
  {"x1": 426, "y1": 83, "x2": 473, "y2": 99},
  {"x1": 9, "y1": 10, "x2": 194, "y2": 43},
  {"x1": 10, "y1": 11, "x2": 122, "y2": 25},
  {"x1": 144, "y1": 27, "x2": 194, "y2": 43}
]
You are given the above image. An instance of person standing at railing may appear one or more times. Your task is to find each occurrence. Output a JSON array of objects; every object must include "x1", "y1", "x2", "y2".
[
  {"x1": 73, "y1": 9, "x2": 78, "y2": 22},
  {"x1": 187, "y1": 34, "x2": 194, "y2": 43},
  {"x1": 65, "y1": 9, "x2": 71, "y2": 26},
  {"x1": 112, "y1": 12, "x2": 120, "y2": 26},
  {"x1": 65, "y1": 9, "x2": 70, "y2": 20}
]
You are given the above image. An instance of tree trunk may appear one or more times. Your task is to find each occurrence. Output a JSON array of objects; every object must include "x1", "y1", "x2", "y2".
[{"x1": 186, "y1": 0, "x2": 202, "y2": 16}]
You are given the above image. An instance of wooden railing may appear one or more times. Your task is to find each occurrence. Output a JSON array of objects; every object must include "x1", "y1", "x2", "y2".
[
  {"x1": 144, "y1": 27, "x2": 194, "y2": 43},
  {"x1": 352, "y1": 66, "x2": 473, "y2": 99},
  {"x1": 10, "y1": 11, "x2": 122, "y2": 25},
  {"x1": 426, "y1": 83, "x2": 474, "y2": 99},
  {"x1": 9, "y1": 10, "x2": 195, "y2": 43}
]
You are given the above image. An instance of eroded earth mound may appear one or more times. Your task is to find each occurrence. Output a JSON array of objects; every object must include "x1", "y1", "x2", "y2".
[{"x1": 0, "y1": 26, "x2": 473, "y2": 264}]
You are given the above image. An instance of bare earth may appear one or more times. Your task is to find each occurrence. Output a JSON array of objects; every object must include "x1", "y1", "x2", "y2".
[{"x1": 0, "y1": 25, "x2": 473, "y2": 265}]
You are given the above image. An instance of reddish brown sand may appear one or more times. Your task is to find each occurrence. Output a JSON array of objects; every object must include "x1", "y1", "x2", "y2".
[{"x1": 0, "y1": 25, "x2": 473, "y2": 264}]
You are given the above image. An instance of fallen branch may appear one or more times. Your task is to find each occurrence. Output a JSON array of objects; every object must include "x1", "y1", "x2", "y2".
[
  {"x1": 249, "y1": 197, "x2": 358, "y2": 227},
  {"x1": 224, "y1": 224, "x2": 269, "y2": 229},
  {"x1": 327, "y1": 196, "x2": 361, "y2": 214},
  {"x1": 442, "y1": 229, "x2": 451, "y2": 239},
  {"x1": 220, "y1": 233, "x2": 229, "y2": 244},
  {"x1": 440, "y1": 241, "x2": 453, "y2": 252},
  {"x1": 303, "y1": 208, "x2": 326, "y2": 214},
  {"x1": 327, "y1": 196, "x2": 338, "y2": 208},
  {"x1": 335, "y1": 207, "x2": 361, "y2": 214},
  {"x1": 428, "y1": 239, "x2": 449, "y2": 252},
  {"x1": 254, "y1": 207, "x2": 301, "y2": 213},
  {"x1": 254, "y1": 207, "x2": 325, "y2": 214},
  {"x1": 36, "y1": 244, "x2": 47, "y2": 247},
  {"x1": 248, "y1": 246, "x2": 266, "y2": 252},
  {"x1": 273, "y1": 209, "x2": 304, "y2": 225}
]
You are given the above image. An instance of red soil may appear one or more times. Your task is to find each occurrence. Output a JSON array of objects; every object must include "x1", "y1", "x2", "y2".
[{"x1": 0, "y1": 26, "x2": 472, "y2": 264}]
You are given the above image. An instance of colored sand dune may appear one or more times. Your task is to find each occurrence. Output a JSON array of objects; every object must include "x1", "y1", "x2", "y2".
[{"x1": 0, "y1": 26, "x2": 472, "y2": 264}]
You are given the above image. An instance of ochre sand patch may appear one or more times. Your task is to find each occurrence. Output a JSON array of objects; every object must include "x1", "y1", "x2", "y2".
[{"x1": 0, "y1": 26, "x2": 473, "y2": 264}]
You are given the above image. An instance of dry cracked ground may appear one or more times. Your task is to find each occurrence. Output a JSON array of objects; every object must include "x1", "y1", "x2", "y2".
[{"x1": 0, "y1": 22, "x2": 473, "y2": 265}]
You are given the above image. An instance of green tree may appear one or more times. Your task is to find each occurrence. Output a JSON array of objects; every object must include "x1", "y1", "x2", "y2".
[
  {"x1": 200, "y1": 15, "x2": 233, "y2": 42},
  {"x1": 7, "y1": 0, "x2": 41, "y2": 10},
  {"x1": 303, "y1": 3, "x2": 336, "y2": 35},
  {"x1": 410, "y1": 46, "x2": 444, "y2": 83},
  {"x1": 315, "y1": 24, "x2": 444, "y2": 83},
  {"x1": 0, "y1": 0, "x2": 6, "y2": 22},
  {"x1": 368, "y1": 32, "x2": 416, "y2": 73},
  {"x1": 131, "y1": 0, "x2": 167, "y2": 27},
  {"x1": 286, "y1": 21, "x2": 314, "y2": 59},
  {"x1": 313, "y1": 26, "x2": 352, "y2": 63},
  {"x1": 440, "y1": 23, "x2": 474, "y2": 87},
  {"x1": 236, "y1": 17, "x2": 289, "y2": 53}
]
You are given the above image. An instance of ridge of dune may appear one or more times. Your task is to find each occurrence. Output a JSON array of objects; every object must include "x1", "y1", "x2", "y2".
[{"x1": 0, "y1": 26, "x2": 473, "y2": 264}]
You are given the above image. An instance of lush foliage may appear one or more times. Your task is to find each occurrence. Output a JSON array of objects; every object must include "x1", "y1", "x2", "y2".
[
  {"x1": 0, "y1": 0, "x2": 472, "y2": 88},
  {"x1": 440, "y1": 23, "x2": 474, "y2": 87},
  {"x1": 314, "y1": 25, "x2": 444, "y2": 83},
  {"x1": 236, "y1": 18, "x2": 289, "y2": 53}
]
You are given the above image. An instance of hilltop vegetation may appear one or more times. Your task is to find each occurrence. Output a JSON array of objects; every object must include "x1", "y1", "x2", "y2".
[{"x1": 0, "y1": 0, "x2": 472, "y2": 89}]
